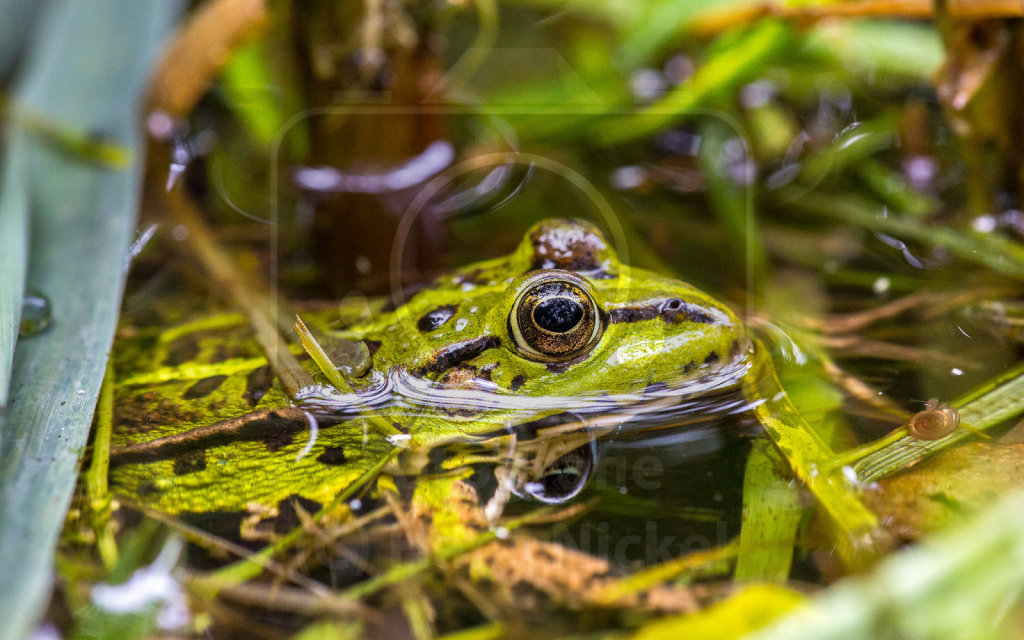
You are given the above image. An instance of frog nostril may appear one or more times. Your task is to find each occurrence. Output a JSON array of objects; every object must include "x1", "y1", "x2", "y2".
[
  {"x1": 418, "y1": 304, "x2": 458, "y2": 332},
  {"x1": 663, "y1": 298, "x2": 684, "y2": 311},
  {"x1": 533, "y1": 297, "x2": 584, "y2": 333}
]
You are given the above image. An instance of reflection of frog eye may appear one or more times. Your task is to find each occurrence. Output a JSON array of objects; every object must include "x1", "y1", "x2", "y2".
[{"x1": 509, "y1": 272, "x2": 603, "y2": 361}]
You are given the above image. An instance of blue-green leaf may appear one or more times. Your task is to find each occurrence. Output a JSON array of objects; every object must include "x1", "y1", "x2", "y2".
[{"x1": 0, "y1": 3, "x2": 181, "y2": 638}]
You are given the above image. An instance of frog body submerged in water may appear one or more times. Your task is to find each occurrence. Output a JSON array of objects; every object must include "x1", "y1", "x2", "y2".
[{"x1": 110, "y1": 218, "x2": 748, "y2": 522}]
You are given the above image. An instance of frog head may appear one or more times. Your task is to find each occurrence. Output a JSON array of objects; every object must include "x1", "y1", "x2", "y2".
[
  {"x1": 302, "y1": 219, "x2": 748, "y2": 501},
  {"x1": 340, "y1": 218, "x2": 744, "y2": 399}
]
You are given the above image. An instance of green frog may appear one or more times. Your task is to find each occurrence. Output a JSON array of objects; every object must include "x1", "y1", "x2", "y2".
[{"x1": 109, "y1": 218, "x2": 748, "y2": 531}]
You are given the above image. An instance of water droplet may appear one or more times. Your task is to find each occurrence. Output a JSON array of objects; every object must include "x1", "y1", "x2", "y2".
[
  {"x1": 328, "y1": 338, "x2": 371, "y2": 378},
  {"x1": 494, "y1": 526, "x2": 509, "y2": 540},
  {"x1": 349, "y1": 498, "x2": 362, "y2": 511},
  {"x1": 951, "y1": 367, "x2": 964, "y2": 376},
  {"x1": 18, "y1": 292, "x2": 52, "y2": 337}
]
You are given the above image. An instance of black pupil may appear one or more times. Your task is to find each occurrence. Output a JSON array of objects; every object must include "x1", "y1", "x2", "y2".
[{"x1": 533, "y1": 297, "x2": 583, "y2": 333}]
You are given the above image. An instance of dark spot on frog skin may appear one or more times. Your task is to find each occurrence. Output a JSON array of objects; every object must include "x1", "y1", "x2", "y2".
[
  {"x1": 243, "y1": 365, "x2": 274, "y2": 406},
  {"x1": 164, "y1": 337, "x2": 201, "y2": 366},
  {"x1": 172, "y1": 450, "x2": 207, "y2": 475},
  {"x1": 316, "y1": 446, "x2": 348, "y2": 465},
  {"x1": 645, "y1": 381, "x2": 668, "y2": 393},
  {"x1": 703, "y1": 352, "x2": 720, "y2": 366},
  {"x1": 178, "y1": 510, "x2": 250, "y2": 544},
  {"x1": 529, "y1": 219, "x2": 608, "y2": 272},
  {"x1": 546, "y1": 362, "x2": 572, "y2": 374},
  {"x1": 509, "y1": 374, "x2": 526, "y2": 391},
  {"x1": 455, "y1": 268, "x2": 488, "y2": 286},
  {"x1": 417, "y1": 335, "x2": 500, "y2": 375},
  {"x1": 511, "y1": 580, "x2": 539, "y2": 602},
  {"x1": 114, "y1": 391, "x2": 204, "y2": 435},
  {"x1": 608, "y1": 299, "x2": 718, "y2": 325},
  {"x1": 183, "y1": 374, "x2": 228, "y2": 400},
  {"x1": 272, "y1": 495, "x2": 323, "y2": 535},
  {"x1": 136, "y1": 481, "x2": 159, "y2": 497},
  {"x1": 418, "y1": 304, "x2": 458, "y2": 332},
  {"x1": 260, "y1": 430, "x2": 294, "y2": 452},
  {"x1": 393, "y1": 475, "x2": 418, "y2": 501},
  {"x1": 363, "y1": 339, "x2": 382, "y2": 355}
]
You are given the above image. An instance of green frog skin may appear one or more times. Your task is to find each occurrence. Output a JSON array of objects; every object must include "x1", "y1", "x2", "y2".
[{"x1": 109, "y1": 218, "x2": 748, "y2": 521}]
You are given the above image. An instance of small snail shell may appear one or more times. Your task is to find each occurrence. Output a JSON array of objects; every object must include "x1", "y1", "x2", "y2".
[{"x1": 906, "y1": 399, "x2": 960, "y2": 441}]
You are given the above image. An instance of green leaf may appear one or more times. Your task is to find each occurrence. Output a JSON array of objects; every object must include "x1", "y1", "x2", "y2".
[
  {"x1": 0, "y1": 141, "x2": 27, "y2": 407},
  {"x1": 0, "y1": 3, "x2": 181, "y2": 639}
]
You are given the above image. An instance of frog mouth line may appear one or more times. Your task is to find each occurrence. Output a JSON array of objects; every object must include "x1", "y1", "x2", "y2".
[{"x1": 298, "y1": 350, "x2": 754, "y2": 421}]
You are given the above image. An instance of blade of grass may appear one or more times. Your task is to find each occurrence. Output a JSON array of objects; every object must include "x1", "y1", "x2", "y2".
[{"x1": 0, "y1": 3, "x2": 180, "y2": 639}]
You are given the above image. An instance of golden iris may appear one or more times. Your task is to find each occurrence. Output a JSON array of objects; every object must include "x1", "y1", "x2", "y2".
[{"x1": 509, "y1": 271, "x2": 602, "y2": 362}]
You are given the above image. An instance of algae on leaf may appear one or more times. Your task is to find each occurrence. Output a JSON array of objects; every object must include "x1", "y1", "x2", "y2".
[{"x1": 0, "y1": 3, "x2": 181, "y2": 639}]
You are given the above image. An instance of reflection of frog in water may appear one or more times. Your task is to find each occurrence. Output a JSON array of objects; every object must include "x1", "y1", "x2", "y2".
[{"x1": 109, "y1": 218, "x2": 749, "y2": 614}]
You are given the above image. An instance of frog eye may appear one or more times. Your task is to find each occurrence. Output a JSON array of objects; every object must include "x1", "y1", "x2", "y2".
[{"x1": 509, "y1": 272, "x2": 603, "y2": 361}]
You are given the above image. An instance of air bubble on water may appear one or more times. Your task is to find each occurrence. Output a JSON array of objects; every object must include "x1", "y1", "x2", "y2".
[
  {"x1": 18, "y1": 292, "x2": 52, "y2": 337},
  {"x1": 494, "y1": 526, "x2": 509, "y2": 540},
  {"x1": 951, "y1": 367, "x2": 964, "y2": 376}
]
